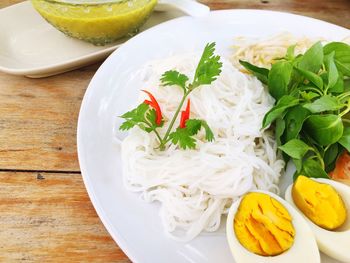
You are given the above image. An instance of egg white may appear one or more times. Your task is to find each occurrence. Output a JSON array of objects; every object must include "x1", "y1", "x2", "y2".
[
  {"x1": 226, "y1": 190, "x2": 320, "y2": 263},
  {"x1": 285, "y1": 179, "x2": 350, "y2": 263}
]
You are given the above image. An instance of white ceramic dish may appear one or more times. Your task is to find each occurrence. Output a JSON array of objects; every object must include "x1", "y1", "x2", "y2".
[
  {"x1": 77, "y1": 9, "x2": 349, "y2": 263},
  {"x1": 0, "y1": 1, "x2": 183, "y2": 78}
]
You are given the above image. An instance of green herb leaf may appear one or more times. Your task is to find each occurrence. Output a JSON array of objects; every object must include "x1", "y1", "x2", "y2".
[
  {"x1": 169, "y1": 128, "x2": 197, "y2": 150},
  {"x1": 284, "y1": 105, "x2": 310, "y2": 141},
  {"x1": 335, "y1": 60, "x2": 350, "y2": 77},
  {"x1": 268, "y1": 61, "x2": 293, "y2": 100},
  {"x1": 120, "y1": 103, "x2": 150, "y2": 131},
  {"x1": 146, "y1": 109, "x2": 164, "y2": 129},
  {"x1": 299, "y1": 91, "x2": 319, "y2": 101},
  {"x1": 294, "y1": 67, "x2": 323, "y2": 89},
  {"x1": 303, "y1": 95, "x2": 343, "y2": 113},
  {"x1": 239, "y1": 60, "x2": 269, "y2": 84},
  {"x1": 184, "y1": 119, "x2": 202, "y2": 136},
  {"x1": 304, "y1": 114, "x2": 344, "y2": 146},
  {"x1": 286, "y1": 44, "x2": 296, "y2": 61},
  {"x1": 119, "y1": 120, "x2": 137, "y2": 131},
  {"x1": 300, "y1": 158, "x2": 329, "y2": 179},
  {"x1": 338, "y1": 127, "x2": 350, "y2": 152},
  {"x1": 324, "y1": 42, "x2": 350, "y2": 77},
  {"x1": 193, "y1": 42, "x2": 223, "y2": 87},
  {"x1": 293, "y1": 158, "x2": 303, "y2": 173},
  {"x1": 160, "y1": 70, "x2": 189, "y2": 91},
  {"x1": 200, "y1": 120, "x2": 215, "y2": 142},
  {"x1": 299, "y1": 41, "x2": 324, "y2": 73},
  {"x1": 275, "y1": 117, "x2": 285, "y2": 146},
  {"x1": 169, "y1": 119, "x2": 215, "y2": 150},
  {"x1": 262, "y1": 95, "x2": 299, "y2": 129},
  {"x1": 324, "y1": 42, "x2": 350, "y2": 59},
  {"x1": 279, "y1": 139, "x2": 311, "y2": 159},
  {"x1": 324, "y1": 143, "x2": 339, "y2": 168},
  {"x1": 324, "y1": 52, "x2": 339, "y2": 90}
]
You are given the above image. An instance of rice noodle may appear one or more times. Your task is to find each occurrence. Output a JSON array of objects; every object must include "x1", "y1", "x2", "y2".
[
  {"x1": 231, "y1": 32, "x2": 323, "y2": 70},
  {"x1": 120, "y1": 54, "x2": 284, "y2": 241}
]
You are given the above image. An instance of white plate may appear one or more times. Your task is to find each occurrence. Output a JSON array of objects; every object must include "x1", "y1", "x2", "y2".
[
  {"x1": 0, "y1": 1, "x2": 182, "y2": 78},
  {"x1": 77, "y1": 10, "x2": 349, "y2": 263}
]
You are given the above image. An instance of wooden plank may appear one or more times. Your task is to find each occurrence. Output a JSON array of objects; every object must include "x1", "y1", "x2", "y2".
[
  {"x1": 0, "y1": 171, "x2": 129, "y2": 262},
  {"x1": 0, "y1": 0, "x2": 24, "y2": 9},
  {"x1": 0, "y1": 65, "x2": 99, "y2": 171},
  {"x1": 201, "y1": 0, "x2": 350, "y2": 29}
]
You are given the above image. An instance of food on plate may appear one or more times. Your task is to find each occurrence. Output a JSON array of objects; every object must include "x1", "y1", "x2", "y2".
[
  {"x1": 231, "y1": 32, "x2": 321, "y2": 71},
  {"x1": 234, "y1": 192, "x2": 295, "y2": 256},
  {"x1": 227, "y1": 191, "x2": 320, "y2": 263},
  {"x1": 120, "y1": 43, "x2": 221, "y2": 151},
  {"x1": 233, "y1": 34, "x2": 350, "y2": 262},
  {"x1": 292, "y1": 175, "x2": 346, "y2": 230},
  {"x1": 285, "y1": 177, "x2": 350, "y2": 262},
  {"x1": 119, "y1": 43, "x2": 284, "y2": 240},
  {"x1": 31, "y1": 0, "x2": 157, "y2": 45},
  {"x1": 239, "y1": 36, "x2": 350, "y2": 181}
]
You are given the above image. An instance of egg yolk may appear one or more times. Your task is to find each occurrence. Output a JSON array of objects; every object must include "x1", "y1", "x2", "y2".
[
  {"x1": 234, "y1": 192, "x2": 295, "y2": 256},
  {"x1": 292, "y1": 175, "x2": 347, "y2": 230}
]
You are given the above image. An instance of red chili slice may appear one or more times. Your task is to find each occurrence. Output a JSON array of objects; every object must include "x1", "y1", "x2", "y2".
[
  {"x1": 142, "y1": 90, "x2": 162, "y2": 125},
  {"x1": 180, "y1": 99, "x2": 191, "y2": 128}
]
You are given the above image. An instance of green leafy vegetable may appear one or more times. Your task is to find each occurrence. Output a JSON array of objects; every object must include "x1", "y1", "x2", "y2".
[
  {"x1": 324, "y1": 42, "x2": 350, "y2": 77},
  {"x1": 119, "y1": 103, "x2": 152, "y2": 131},
  {"x1": 262, "y1": 95, "x2": 299, "y2": 129},
  {"x1": 169, "y1": 119, "x2": 214, "y2": 150},
  {"x1": 304, "y1": 114, "x2": 343, "y2": 146},
  {"x1": 268, "y1": 61, "x2": 293, "y2": 100},
  {"x1": 324, "y1": 52, "x2": 339, "y2": 90},
  {"x1": 160, "y1": 70, "x2": 189, "y2": 91},
  {"x1": 303, "y1": 95, "x2": 342, "y2": 113},
  {"x1": 279, "y1": 139, "x2": 311, "y2": 159},
  {"x1": 239, "y1": 60, "x2": 269, "y2": 84},
  {"x1": 299, "y1": 41, "x2": 323, "y2": 73},
  {"x1": 294, "y1": 67, "x2": 323, "y2": 89},
  {"x1": 300, "y1": 159, "x2": 329, "y2": 179},
  {"x1": 192, "y1": 42, "x2": 223, "y2": 87},
  {"x1": 283, "y1": 105, "x2": 310, "y2": 142},
  {"x1": 338, "y1": 127, "x2": 350, "y2": 152},
  {"x1": 243, "y1": 40, "x2": 350, "y2": 180}
]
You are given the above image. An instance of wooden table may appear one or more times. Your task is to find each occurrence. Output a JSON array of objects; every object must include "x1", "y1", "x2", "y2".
[{"x1": 0, "y1": 0, "x2": 349, "y2": 262}]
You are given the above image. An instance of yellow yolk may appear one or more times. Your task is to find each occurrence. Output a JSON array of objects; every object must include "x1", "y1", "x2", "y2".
[
  {"x1": 234, "y1": 192, "x2": 295, "y2": 256},
  {"x1": 292, "y1": 175, "x2": 347, "y2": 230}
]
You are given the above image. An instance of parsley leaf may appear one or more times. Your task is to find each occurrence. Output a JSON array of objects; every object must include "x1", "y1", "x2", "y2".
[
  {"x1": 184, "y1": 119, "x2": 202, "y2": 135},
  {"x1": 169, "y1": 128, "x2": 197, "y2": 149},
  {"x1": 120, "y1": 103, "x2": 150, "y2": 131},
  {"x1": 193, "y1": 42, "x2": 223, "y2": 88},
  {"x1": 169, "y1": 119, "x2": 215, "y2": 149},
  {"x1": 200, "y1": 120, "x2": 214, "y2": 142},
  {"x1": 160, "y1": 70, "x2": 189, "y2": 91},
  {"x1": 119, "y1": 120, "x2": 137, "y2": 131}
]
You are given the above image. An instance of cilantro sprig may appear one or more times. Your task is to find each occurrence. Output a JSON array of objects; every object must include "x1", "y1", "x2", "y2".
[{"x1": 120, "y1": 42, "x2": 222, "y2": 150}]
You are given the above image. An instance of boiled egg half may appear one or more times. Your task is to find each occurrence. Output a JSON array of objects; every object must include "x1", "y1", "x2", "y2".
[
  {"x1": 226, "y1": 190, "x2": 320, "y2": 263},
  {"x1": 285, "y1": 176, "x2": 350, "y2": 262}
]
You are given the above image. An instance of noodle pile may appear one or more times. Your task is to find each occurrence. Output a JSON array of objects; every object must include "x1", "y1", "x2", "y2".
[
  {"x1": 121, "y1": 54, "x2": 284, "y2": 241},
  {"x1": 231, "y1": 32, "x2": 322, "y2": 70}
]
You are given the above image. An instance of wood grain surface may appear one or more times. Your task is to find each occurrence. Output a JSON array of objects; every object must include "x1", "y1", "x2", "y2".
[
  {"x1": 0, "y1": 171, "x2": 128, "y2": 262},
  {"x1": 0, "y1": 0, "x2": 349, "y2": 262}
]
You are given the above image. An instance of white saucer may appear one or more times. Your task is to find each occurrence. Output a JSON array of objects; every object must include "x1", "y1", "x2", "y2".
[{"x1": 0, "y1": 1, "x2": 183, "y2": 78}]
